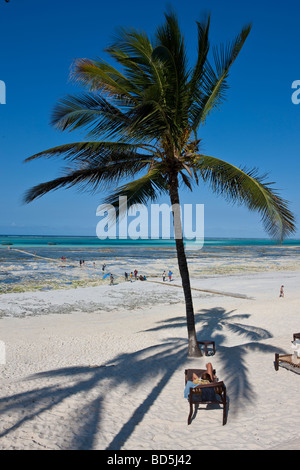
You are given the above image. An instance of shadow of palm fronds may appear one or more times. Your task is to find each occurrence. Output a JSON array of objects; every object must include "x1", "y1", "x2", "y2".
[
  {"x1": 0, "y1": 340, "x2": 187, "y2": 450},
  {"x1": 0, "y1": 307, "x2": 285, "y2": 449}
]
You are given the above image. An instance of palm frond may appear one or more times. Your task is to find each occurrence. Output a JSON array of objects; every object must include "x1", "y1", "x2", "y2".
[
  {"x1": 153, "y1": 10, "x2": 190, "y2": 138},
  {"x1": 50, "y1": 93, "x2": 132, "y2": 139},
  {"x1": 24, "y1": 141, "x2": 153, "y2": 164},
  {"x1": 24, "y1": 150, "x2": 152, "y2": 203},
  {"x1": 193, "y1": 154, "x2": 296, "y2": 240},
  {"x1": 179, "y1": 171, "x2": 193, "y2": 191},
  {"x1": 105, "y1": 27, "x2": 167, "y2": 97},
  {"x1": 190, "y1": 23, "x2": 252, "y2": 129},
  {"x1": 24, "y1": 167, "x2": 103, "y2": 203},
  {"x1": 102, "y1": 165, "x2": 169, "y2": 218},
  {"x1": 73, "y1": 58, "x2": 141, "y2": 104},
  {"x1": 188, "y1": 15, "x2": 211, "y2": 98}
]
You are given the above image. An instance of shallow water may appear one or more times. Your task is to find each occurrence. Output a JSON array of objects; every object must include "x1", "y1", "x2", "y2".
[{"x1": 0, "y1": 238, "x2": 300, "y2": 294}]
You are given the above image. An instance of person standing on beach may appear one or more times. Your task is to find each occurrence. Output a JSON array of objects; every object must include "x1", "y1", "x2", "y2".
[
  {"x1": 102, "y1": 263, "x2": 106, "y2": 272},
  {"x1": 134, "y1": 269, "x2": 138, "y2": 280},
  {"x1": 162, "y1": 271, "x2": 166, "y2": 282},
  {"x1": 168, "y1": 270, "x2": 172, "y2": 281},
  {"x1": 125, "y1": 272, "x2": 128, "y2": 281},
  {"x1": 130, "y1": 272, "x2": 133, "y2": 282},
  {"x1": 279, "y1": 285, "x2": 284, "y2": 297},
  {"x1": 110, "y1": 274, "x2": 114, "y2": 285}
]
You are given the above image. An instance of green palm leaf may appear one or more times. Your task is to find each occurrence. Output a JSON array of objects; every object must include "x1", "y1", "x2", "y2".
[
  {"x1": 50, "y1": 93, "x2": 133, "y2": 140},
  {"x1": 193, "y1": 154, "x2": 295, "y2": 240},
  {"x1": 73, "y1": 58, "x2": 142, "y2": 104},
  {"x1": 188, "y1": 15, "x2": 211, "y2": 98},
  {"x1": 24, "y1": 148, "x2": 152, "y2": 203},
  {"x1": 190, "y1": 24, "x2": 251, "y2": 129},
  {"x1": 24, "y1": 141, "x2": 153, "y2": 164},
  {"x1": 102, "y1": 165, "x2": 169, "y2": 218}
]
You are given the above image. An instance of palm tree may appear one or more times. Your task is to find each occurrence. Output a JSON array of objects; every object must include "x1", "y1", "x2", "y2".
[{"x1": 24, "y1": 11, "x2": 295, "y2": 357}]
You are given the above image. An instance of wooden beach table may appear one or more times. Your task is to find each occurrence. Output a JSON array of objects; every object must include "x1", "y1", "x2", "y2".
[{"x1": 197, "y1": 340, "x2": 216, "y2": 356}]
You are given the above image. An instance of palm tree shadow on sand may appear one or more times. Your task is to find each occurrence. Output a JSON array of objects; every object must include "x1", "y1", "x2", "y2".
[
  {"x1": 0, "y1": 307, "x2": 284, "y2": 450},
  {"x1": 143, "y1": 306, "x2": 285, "y2": 414},
  {"x1": 0, "y1": 340, "x2": 187, "y2": 450}
]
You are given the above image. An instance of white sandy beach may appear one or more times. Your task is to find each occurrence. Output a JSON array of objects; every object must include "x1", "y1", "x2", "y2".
[{"x1": 0, "y1": 267, "x2": 299, "y2": 450}]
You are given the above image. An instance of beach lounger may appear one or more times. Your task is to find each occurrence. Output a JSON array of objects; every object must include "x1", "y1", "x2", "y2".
[
  {"x1": 274, "y1": 333, "x2": 300, "y2": 374},
  {"x1": 184, "y1": 369, "x2": 227, "y2": 426},
  {"x1": 274, "y1": 353, "x2": 300, "y2": 374}
]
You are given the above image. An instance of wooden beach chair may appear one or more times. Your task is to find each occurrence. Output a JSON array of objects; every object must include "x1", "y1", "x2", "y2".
[
  {"x1": 185, "y1": 369, "x2": 227, "y2": 426},
  {"x1": 274, "y1": 333, "x2": 300, "y2": 374},
  {"x1": 274, "y1": 353, "x2": 300, "y2": 374}
]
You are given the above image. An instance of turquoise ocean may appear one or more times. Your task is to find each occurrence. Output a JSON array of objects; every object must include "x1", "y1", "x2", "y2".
[{"x1": 1, "y1": 234, "x2": 300, "y2": 248}]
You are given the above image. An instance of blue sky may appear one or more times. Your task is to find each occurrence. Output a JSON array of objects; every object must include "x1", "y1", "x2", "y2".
[{"x1": 0, "y1": 0, "x2": 299, "y2": 238}]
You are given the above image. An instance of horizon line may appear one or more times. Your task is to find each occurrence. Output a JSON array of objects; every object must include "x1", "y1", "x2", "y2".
[{"x1": 0, "y1": 234, "x2": 300, "y2": 241}]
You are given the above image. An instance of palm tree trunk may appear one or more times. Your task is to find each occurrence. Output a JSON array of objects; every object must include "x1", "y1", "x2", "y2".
[{"x1": 169, "y1": 172, "x2": 202, "y2": 357}]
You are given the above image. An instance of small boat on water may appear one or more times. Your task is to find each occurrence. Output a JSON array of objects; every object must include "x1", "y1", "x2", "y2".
[
  {"x1": 1, "y1": 242, "x2": 13, "y2": 245},
  {"x1": 48, "y1": 242, "x2": 57, "y2": 245}
]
